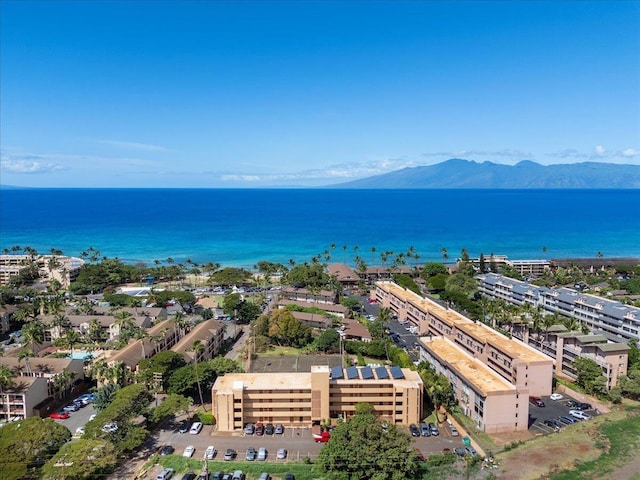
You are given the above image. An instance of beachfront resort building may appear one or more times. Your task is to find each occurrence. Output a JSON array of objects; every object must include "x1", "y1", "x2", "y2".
[
  {"x1": 0, "y1": 254, "x2": 84, "y2": 287},
  {"x1": 373, "y1": 281, "x2": 553, "y2": 433},
  {"x1": 212, "y1": 364, "x2": 423, "y2": 432}
]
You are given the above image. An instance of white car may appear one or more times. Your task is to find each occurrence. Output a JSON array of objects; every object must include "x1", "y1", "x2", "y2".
[
  {"x1": 183, "y1": 445, "x2": 196, "y2": 458},
  {"x1": 75, "y1": 426, "x2": 85, "y2": 435},
  {"x1": 101, "y1": 421, "x2": 118, "y2": 433},
  {"x1": 569, "y1": 410, "x2": 591, "y2": 420},
  {"x1": 276, "y1": 448, "x2": 287, "y2": 459},
  {"x1": 550, "y1": 393, "x2": 564, "y2": 401},
  {"x1": 189, "y1": 421, "x2": 203, "y2": 434},
  {"x1": 204, "y1": 445, "x2": 216, "y2": 460}
]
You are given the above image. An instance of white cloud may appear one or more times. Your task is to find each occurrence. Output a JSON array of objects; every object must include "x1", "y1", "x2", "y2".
[
  {"x1": 422, "y1": 149, "x2": 531, "y2": 160},
  {"x1": 620, "y1": 148, "x2": 639, "y2": 158},
  {"x1": 98, "y1": 139, "x2": 168, "y2": 152},
  {"x1": 594, "y1": 145, "x2": 607, "y2": 156},
  {"x1": 0, "y1": 158, "x2": 66, "y2": 174}
]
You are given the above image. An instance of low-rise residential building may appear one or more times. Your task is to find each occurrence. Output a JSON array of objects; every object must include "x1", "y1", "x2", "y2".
[
  {"x1": 341, "y1": 319, "x2": 372, "y2": 342},
  {"x1": 276, "y1": 299, "x2": 348, "y2": 318},
  {"x1": 0, "y1": 376, "x2": 49, "y2": 422},
  {"x1": 212, "y1": 364, "x2": 423, "y2": 432},
  {"x1": 171, "y1": 319, "x2": 225, "y2": 363},
  {"x1": 327, "y1": 263, "x2": 361, "y2": 287},
  {"x1": 290, "y1": 311, "x2": 334, "y2": 329},
  {"x1": 280, "y1": 287, "x2": 337, "y2": 304},
  {"x1": 0, "y1": 356, "x2": 85, "y2": 420}
]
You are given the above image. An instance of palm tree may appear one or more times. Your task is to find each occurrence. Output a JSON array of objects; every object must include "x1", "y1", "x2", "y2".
[
  {"x1": 18, "y1": 349, "x2": 36, "y2": 375},
  {"x1": 172, "y1": 312, "x2": 187, "y2": 340},
  {"x1": 65, "y1": 329, "x2": 82, "y2": 357},
  {"x1": 135, "y1": 329, "x2": 149, "y2": 359},
  {"x1": 22, "y1": 319, "x2": 45, "y2": 353},
  {"x1": 0, "y1": 364, "x2": 16, "y2": 393},
  {"x1": 113, "y1": 309, "x2": 135, "y2": 341},
  {"x1": 192, "y1": 340, "x2": 206, "y2": 410},
  {"x1": 441, "y1": 248, "x2": 449, "y2": 262}
]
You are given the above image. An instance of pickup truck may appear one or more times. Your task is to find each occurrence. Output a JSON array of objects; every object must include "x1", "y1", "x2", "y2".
[{"x1": 313, "y1": 431, "x2": 331, "y2": 443}]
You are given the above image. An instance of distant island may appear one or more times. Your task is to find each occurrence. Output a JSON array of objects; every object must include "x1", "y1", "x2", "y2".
[{"x1": 331, "y1": 159, "x2": 640, "y2": 189}]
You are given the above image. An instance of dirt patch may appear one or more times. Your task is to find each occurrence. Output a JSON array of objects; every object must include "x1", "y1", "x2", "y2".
[{"x1": 493, "y1": 420, "x2": 606, "y2": 480}]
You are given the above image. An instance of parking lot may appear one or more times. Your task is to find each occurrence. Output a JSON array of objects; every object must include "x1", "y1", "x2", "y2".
[{"x1": 528, "y1": 393, "x2": 599, "y2": 435}]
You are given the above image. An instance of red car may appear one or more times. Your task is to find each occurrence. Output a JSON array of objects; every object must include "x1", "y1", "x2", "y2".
[{"x1": 50, "y1": 411, "x2": 69, "y2": 420}]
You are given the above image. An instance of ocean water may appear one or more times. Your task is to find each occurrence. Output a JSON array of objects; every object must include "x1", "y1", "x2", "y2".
[{"x1": 1, "y1": 189, "x2": 639, "y2": 268}]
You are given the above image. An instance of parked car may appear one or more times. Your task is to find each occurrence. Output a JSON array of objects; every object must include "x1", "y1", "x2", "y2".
[
  {"x1": 413, "y1": 448, "x2": 425, "y2": 461},
  {"x1": 566, "y1": 400, "x2": 579, "y2": 408},
  {"x1": 420, "y1": 422, "x2": 431, "y2": 437},
  {"x1": 178, "y1": 420, "x2": 189, "y2": 433},
  {"x1": 190, "y1": 421, "x2": 203, "y2": 434},
  {"x1": 449, "y1": 425, "x2": 460, "y2": 437},
  {"x1": 245, "y1": 447, "x2": 256, "y2": 461},
  {"x1": 62, "y1": 403, "x2": 79, "y2": 412},
  {"x1": 183, "y1": 445, "x2": 196, "y2": 458},
  {"x1": 210, "y1": 472, "x2": 223, "y2": 480},
  {"x1": 265, "y1": 423, "x2": 275, "y2": 435},
  {"x1": 569, "y1": 410, "x2": 591, "y2": 420},
  {"x1": 75, "y1": 426, "x2": 85, "y2": 435},
  {"x1": 543, "y1": 419, "x2": 562, "y2": 429},
  {"x1": 429, "y1": 422, "x2": 440, "y2": 436},
  {"x1": 244, "y1": 423, "x2": 254, "y2": 435},
  {"x1": 180, "y1": 473, "x2": 196, "y2": 480},
  {"x1": 559, "y1": 415, "x2": 576, "y2": 424},
  {"x1": 550, "y1": 393, "x2": 564, "y2": 401},
  {"x1": 576, "y1": 402, "x2": 592, "y2": 411},
  {"x1": 231, "y1": 470, "x2": 245, "y2": 480},
  {"x1": 156, "y1": 468, "x2": 175, "y2": 480},
  {"x1": 204, "y1": 445, "x2": 216, "y2": 460},
  {"x1": 409, "y1": 423, "x2": 420, "y2": 437},
  {"x1": 101, "y1": 421, "x2": 118, "y2": 433},
  {"x1": 284, "y1": 474, "x2": 295, "y2": 480},
  {"x1": 465, "y1": 446, "x2": 478, "y2": 457},
  {"x1": 223, "y1": 449, "x2": 237, "y2": 461},
  {"x1": 274, "y1": 423, "x2": 284, "y2": 435},
  {"x1": 454, "y1": 447, "x2": 466, "y2": 457},
  {"x1": 50, "y1": 412, "x2": 69, "y2": 420},
  {"x1": 276, "y1": 448, "x2": 288, "y2": 460},
  {"x1": 257, "y1": 447, "x2": 267, "y2": 461},
  {"x1": 221, "y1": 475, "x2": 232, "y2": 480},
  {"x1": 529, "y1": 396, "x2": 545, "y2": 407},
  {"x1": 258, "y1": 473, "x2": 271, "y2": 480},
  {"x1": 159, "y1": 445, "x2": 175, "y2": 456},
  {"x1": 255, "y1": 422, "x2": 264, "y2": 436}
]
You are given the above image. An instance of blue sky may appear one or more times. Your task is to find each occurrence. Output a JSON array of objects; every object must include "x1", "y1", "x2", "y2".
[{"x1": 1, "y1": 0, "x2": 639, "y2": 188}]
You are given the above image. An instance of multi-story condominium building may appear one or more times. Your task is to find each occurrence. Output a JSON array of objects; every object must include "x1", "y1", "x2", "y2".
[
  {"x1": 171, "y1": 319, "x2": 225, "y2": 363},
  {"x1": 0, "y1": 356, "x2": 85, "y2": 420},
  {"x1": 0, "y1": 376, "x2": 49, "y2": 422},
  {"x1": 212, "y1": 364, "x2": 423, "y2": 432},
  {"x1": 477, "y1": 273, "x2": 632, "y2": 387},
  {"x1": 107, "y1": 318, "x2": 224, "y2": 373},
  {"x1": 420, "y1": 336, "x2": 529, "y2": 433},
  {"x1": 0, "y1": 254, "x2": 84, "y2": 287},
  {"x1": 373, "y1": 281, "x2": 553, "y2": 433},
  {"x1": 477, "y1": 273, "x2": 640, "y2": 343},
  {"x1": 511, "y1": 324, "x2": 629, "y2": 389}
]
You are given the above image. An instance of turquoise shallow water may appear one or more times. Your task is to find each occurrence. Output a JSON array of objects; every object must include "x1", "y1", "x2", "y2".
[{"x1": 1, "y1": 188, "x2": 639, "y2": 268}]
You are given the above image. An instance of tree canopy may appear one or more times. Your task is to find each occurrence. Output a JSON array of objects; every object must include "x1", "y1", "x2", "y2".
[
  {"x1": 573, "y1": 357, "x2": 608, "y2": 397},
  {"x1": 267, "y1": 309, "x2": 313, "y2": 347},
  {"x1": 137, "y1": 350, "x2": 187, "y2": 389},
  {"x1": 317, "y1": 403, "x2": 419, "y2": 480},
  {"x1": 40, "y1": 439, "x2": 117, "y2": 480},
  {"x1": 0, "y1": 417, "x2": 72, "y2": 480}
]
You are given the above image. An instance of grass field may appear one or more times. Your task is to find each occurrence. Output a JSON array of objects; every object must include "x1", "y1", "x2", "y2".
[{"x1": 494, "y1": 402, "x2": 640, "y2": 480}]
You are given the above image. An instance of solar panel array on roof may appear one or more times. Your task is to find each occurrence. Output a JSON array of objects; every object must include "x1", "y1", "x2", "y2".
[
  {"x1": 390, "y1": 365, "x2": 404, "y2": 379},
  {"x1": 331, "y1": 365, "x2": 344, "y2": 380},
  {"x1": 346, "y1": 366, "x2": 359, "y2": 380},
  {"x1": 375, "y1": 366, "x2": 389, "y2": 379},
  {"x1": 361, "y1": 366, "x2": 373, "y2": 380}
]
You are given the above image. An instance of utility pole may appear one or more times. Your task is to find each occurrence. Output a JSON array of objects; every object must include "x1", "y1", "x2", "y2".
[{"x1": 54, "y1": 455, "x2": 73, "y2": 480}]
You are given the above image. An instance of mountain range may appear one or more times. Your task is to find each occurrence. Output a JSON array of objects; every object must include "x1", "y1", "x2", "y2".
[{"x1": 331, "y1": 159, "x2": 640, "y2": 188}]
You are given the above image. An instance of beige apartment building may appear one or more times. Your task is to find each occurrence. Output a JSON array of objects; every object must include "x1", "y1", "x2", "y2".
[
  {"x1": 420, "y1": 336, "x2": 529, "y2": 433},
  {"x1": 212, "y1": 364, "x2": 423, "y2": 432},
  {"x1": 374, "y1": 281, "x2": 553, "y2": 433}
]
